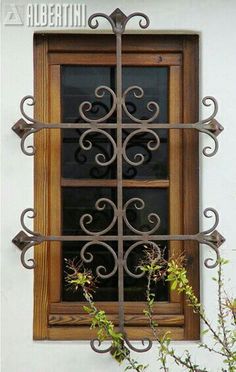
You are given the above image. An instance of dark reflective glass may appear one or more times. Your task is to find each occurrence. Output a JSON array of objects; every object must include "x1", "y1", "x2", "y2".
[
  {"x1": 62, "y1": 187, "x2": 117, "y2": 235},
  {"x1": 61, "y1": 66, "x2": 116, "y2": 179},
  {"x1": 62, "y1": 187, "x2": 168, "y2": 236},
  {"x1": 62, "y1": 128, "x2": 117, "y2": 179},
  {"x1": 124, "y1": 241, "x2": 168, "y2": 301},
  {"x1": 122, "y1": 67, "x2": 168, "y2": 179},
  {"x1": 123, "y1": 188, "x2": 168, "y2": 235},
  {"x1": 61, "y1": 66, "x2": 168, "y2": 180},
  {"x1": 61, "y1": 65, "x2": 169, "y2": 302},
  {"x1": 62, "y1": 241, "x2": 168, "y2": 302},
  {"x1": 62, "y1": 187, "x2": 168, "y2": 301},
  {"x1": 62, "y1": 242, "x2": 118, "y2": 301},
  {"x1": 62, "y1": 66, "x2": 112, "y2": 122}
]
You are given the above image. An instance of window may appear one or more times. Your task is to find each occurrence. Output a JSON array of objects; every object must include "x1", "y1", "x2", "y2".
[{"x1": 33, "y1": 34, "x2": 199, "y2": 340}]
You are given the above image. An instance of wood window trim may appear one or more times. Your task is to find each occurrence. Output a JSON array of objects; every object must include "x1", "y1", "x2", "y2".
[{"x1": 33, "y1": 34, "x2": 199, "y2": 341}]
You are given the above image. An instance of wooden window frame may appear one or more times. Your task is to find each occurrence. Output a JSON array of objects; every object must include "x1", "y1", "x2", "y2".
[{"x1": 33, "y1": 34, "x2": 199, "y2": 341}]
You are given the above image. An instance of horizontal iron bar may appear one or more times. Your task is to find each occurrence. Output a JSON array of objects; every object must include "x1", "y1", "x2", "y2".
[
  {"x1": 13, "y1": 227, "x2": 225, "y2": 270},
  {"x1": 12, "y1": 120, "x2": 222, "y2": 132},
  {"x1": 19, "y1": 233, "x2": 205, "y2": 242},
  {"x1": 12, "y1": 95, "x2": 223, "y2": 157}
]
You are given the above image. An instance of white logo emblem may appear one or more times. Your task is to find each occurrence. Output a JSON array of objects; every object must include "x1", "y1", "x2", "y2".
[{"x1": 4, "y1": 4, "x2": 23, "y2": 25}]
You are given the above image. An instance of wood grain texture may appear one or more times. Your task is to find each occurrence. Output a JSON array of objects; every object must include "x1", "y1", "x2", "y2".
[
  {"x1": 48, "y1": 326, "x2": 184, "y2": 341},
  {"x1": 33, "y1": 35, "x2": 50, "y2": 340},
  {"x1": 49, "y1": 313, "x2": 184, "y2": 326},
  {"x1": 49, "y1": 65, "x2": 62, "y2": 302},
  {"x1": 50, "y1": 301, "x2": 182, "y2": 315},
  {"x1": 61, "y1": 178, "x2": 170, "y2": 188},
  {"x1": 182, "y1": 36, "x2": 200, "y2": 340},
  {"x1": 49, "y1": 52, "x2": 181, "y2": 66},
  {"x1": 169, "y1": 66, "x2": 183, "y2": 304},
  {"x1": 48, "y1": 34, "x2": 184, "y2": 53}
]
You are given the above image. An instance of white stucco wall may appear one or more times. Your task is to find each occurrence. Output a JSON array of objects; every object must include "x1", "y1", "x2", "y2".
[{"x1": 1, "y1": 0, "x2": 236, "y2": 371}]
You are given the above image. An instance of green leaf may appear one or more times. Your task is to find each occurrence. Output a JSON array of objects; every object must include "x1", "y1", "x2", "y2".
[
  {"x1": 83, "y1": 305, "x2": 92, "y2": 313},
  {"x1": 171, "y1": 281, "x2": 177, "y2": 290}
]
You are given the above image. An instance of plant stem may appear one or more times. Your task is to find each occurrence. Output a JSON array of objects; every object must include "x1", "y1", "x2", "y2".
[
  {"x1": 200, "y1": 343, "x2": 227, "y2": 358},
  {"x1": 82, "y1": 285, "x2": 144, "y2": 372},
  {"x1": 146, "y1": 272, "x2": 168, "y2": 372},
  {"x1": 218, "y1": 261, "x2": 231, "y2": 349},
  {"x1": 217, "y1": 260, "x2": 235, "y2": 370},
  {"x1": 198, "y1": 311, "x2": 229, "y2": 353},
  {"x1": 145, "y1": 270, "x2": 202, "y2": 372}
]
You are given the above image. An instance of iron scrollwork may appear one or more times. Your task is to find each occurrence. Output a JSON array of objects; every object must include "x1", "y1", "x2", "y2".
[
  {"x1": 122, "y1": 85, "x2": 160, "y2": 123},
  {"x1": 79, "y1": 86, "x2": 117, "y2": 123},
  {"x1": 123, "y1": 198, "x2": 161, "y2": 235},
  {"x1": 12, "y1": 94, "x2": 223, "y2": 158},
  {"x1": 80, "y1": 198, "x2": 118, "y2": 235},
  {"x1": 80, "y1": 241, "x2": 118, "y2": 279},
  {"x1": 12, "y1": 8, "x2": 225, "y2": 356},
  {"x1": 79, "y1": 129, "x2": 117, "y2": 166},
  {"x1": 123, "y1": 129, "x2": 160, "y2": 166},
  {"x1": 14, "y1": 205, "x2": 224, "y2": 273}
]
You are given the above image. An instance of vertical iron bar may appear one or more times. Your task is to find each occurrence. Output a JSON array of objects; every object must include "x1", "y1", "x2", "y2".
[{"x1": 116, "y1": 30, "x2": 124, "y2": 333}]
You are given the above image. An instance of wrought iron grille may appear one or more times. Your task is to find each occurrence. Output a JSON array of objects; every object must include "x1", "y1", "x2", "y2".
[{"x1": 12, "y1": 8, "x2": 225, "y2": 354}]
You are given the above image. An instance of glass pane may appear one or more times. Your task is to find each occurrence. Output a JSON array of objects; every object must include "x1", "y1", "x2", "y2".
[
  {"x1": 62, "y1": 242, "x2": 118, "y2": 301},
  {"x1": 62, "y1": 187, "x2": 117, "y2": 235},
  {"x1": 123, "y1": 188, "x2": 168, "y2": 235},
  {"x1": 123, "y1": 67, "x2": 168, "y2": 123},
  {"x1": 61, "y1": 66, "x2": 116, "y2": 179},
  {"x1": 62, "y1": 128, "x2": 116, "y2": 179},
  {"x1": 61, "y1": 65, "x2": 169, "y2": 303},
  {"x1": 62, "y1": 187, "x2": 168, "y2": 301},
  {"x1": 124, "y1": 241, "x2": 168, "y2": 301},
  {"x1": 123, "y1": 187, "x2": 168, "y2": 301},
  {"x1": 122, "y1": 67, "x2": 168, "y2": 179},
  {"x1": 61, "y1": 66, "x2": 168, "y2": 180},
  {"x1": 62, "y1": 66, "x2": 112, "y2": 122},
  {"x1": 62, "y1": 241, "x2": 168, "y2": 302}
]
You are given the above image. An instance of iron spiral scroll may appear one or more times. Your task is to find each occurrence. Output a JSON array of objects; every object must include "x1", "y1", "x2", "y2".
[
  {"x1": 11, "y1": 8, "x2": 226, "y2": 356},
  {"x1": 14, "y1": 206, "x2": 225, "y2": 271},
  {"x1": 13, "y1": 90, "x2": 223, "y2": 158},
  {"x1": 12, "y1": 14, "x2": 223, "y2": 159}
]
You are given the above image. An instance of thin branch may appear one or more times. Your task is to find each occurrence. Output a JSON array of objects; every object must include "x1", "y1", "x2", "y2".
[
  {"x1": 145, "y1": 271, "x2": 168, "y2": 372},
  {"x1": 145, "y1": 267, "x2": 202, "y2": 372},
  {"x1": 218, "y1": 261, "x2": 231, "y2": 349},
  {"x1": 199, "y1": 342, "x2": 227, "y2": 358}
]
